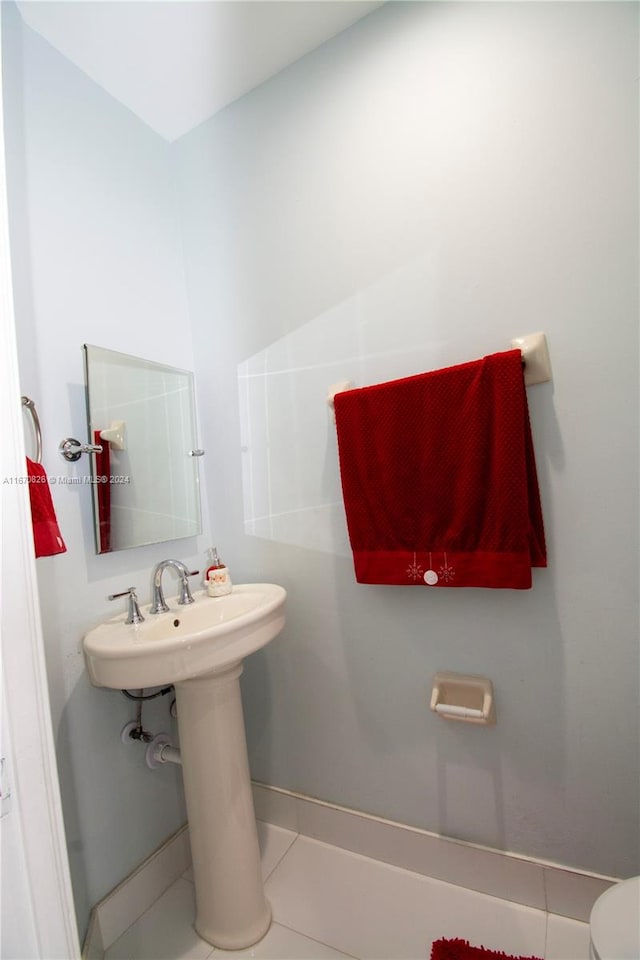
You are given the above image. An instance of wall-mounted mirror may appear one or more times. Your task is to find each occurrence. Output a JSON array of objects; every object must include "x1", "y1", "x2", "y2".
[{"x1": 83, "y1": 345, "x2": 203, "y2": 553}]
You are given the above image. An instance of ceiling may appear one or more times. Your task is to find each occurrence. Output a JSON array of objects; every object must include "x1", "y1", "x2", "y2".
[{"x1": 17, "y1": 1, "x2": 383, "y2": 142}]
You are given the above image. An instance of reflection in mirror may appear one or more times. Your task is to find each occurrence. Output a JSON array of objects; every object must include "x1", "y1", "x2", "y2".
[{"x1": 84, "y1": 345, "x2": 203, "y2": 553}]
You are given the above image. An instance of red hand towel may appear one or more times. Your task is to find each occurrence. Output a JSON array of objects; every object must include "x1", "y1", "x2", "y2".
[
  {"x1": 333, "y1": 350, "x2": 546, "y2": 589},
  {"x1": 26, "y1": 457, "x2": 67, "y2": 558}
]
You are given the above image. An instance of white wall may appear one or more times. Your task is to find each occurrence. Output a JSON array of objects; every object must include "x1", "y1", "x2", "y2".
[
  {"x1": 174, "y1": 1, "x2": 639, "y2": 878},
  {"x1": 2, "y1": 4, "x2": 210, "y2": 937},
  {"x1": 1, "y1": 11, "x2": 79, "y2": 951}
]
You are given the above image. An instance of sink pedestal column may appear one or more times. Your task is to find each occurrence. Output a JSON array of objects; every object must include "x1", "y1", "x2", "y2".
[{"x1": 174, "y1": 661, "x2": 271, "y2": 949}]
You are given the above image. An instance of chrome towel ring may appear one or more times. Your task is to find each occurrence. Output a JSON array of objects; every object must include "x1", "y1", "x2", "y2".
[{"x1": 21, "y1": 395, "x2": 42, "y2": 464}]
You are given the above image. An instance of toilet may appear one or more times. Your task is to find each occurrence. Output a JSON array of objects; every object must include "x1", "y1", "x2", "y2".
[{"x1": 589, "y1": 876, "x2": 640, "y2": 959}]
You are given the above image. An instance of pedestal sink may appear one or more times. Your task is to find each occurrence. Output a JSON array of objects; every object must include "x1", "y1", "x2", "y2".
[{"x1": 83, "y1": 583, "x2": 286, "y2": 949}]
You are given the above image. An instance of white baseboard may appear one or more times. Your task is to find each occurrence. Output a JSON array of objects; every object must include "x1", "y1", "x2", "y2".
[
  {"x1": 82, "y1": 824, "x2": 191, "y2": 958},
  {"x1": 84, "y1": 782, "x2": 618, "y2": 957},
  {"x1": 251, "y1": 781, "x2": 618, "y2": 923}
]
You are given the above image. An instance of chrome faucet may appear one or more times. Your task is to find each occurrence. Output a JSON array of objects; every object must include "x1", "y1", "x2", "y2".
[
  {"x1": 150, "y1": 559, "x2": 199, "y2": 614},
  {"x1": 108, "y1": 586, "x2": 145, "y2": 624}
]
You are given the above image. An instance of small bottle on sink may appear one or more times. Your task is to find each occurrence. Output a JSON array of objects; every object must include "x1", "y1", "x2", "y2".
[{"x1": 205, "y1": 547, "x2": 232, "y2": 597}]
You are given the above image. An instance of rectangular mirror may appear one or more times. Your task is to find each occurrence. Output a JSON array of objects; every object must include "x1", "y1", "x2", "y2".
[{"x1": 83, "y1": 344, "x2": 203, "y2": 553}]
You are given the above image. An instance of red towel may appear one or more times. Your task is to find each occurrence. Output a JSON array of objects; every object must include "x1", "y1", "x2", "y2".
[
  {"x1": 26, "y1": 458, "x2": 67, "y2": 558},
  {"x1": 333, "y1": 350, "x2": 546, "y2": 589}
]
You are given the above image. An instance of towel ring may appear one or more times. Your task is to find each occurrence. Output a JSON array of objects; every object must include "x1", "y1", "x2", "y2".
[{"x1": 21, "y1": 396, "x2": 42, "y2": 464}]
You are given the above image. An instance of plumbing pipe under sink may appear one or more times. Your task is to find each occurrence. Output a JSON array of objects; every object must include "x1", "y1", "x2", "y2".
[{"x1": 145, "y1": 733, "x2": 181, "y2": 769}]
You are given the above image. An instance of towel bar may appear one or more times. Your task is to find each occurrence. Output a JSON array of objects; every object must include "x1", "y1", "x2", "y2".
[
  {"x1": 327, "y1": 380, "x2": 355, "y2": 411},
  {"x1": 59, "y1": 437, "x2": 104, "y2": 462},
  {"x1": 511, "y1": 332, "x2": 551, "y2": 386},
  {"x1": 326, "y1": 333, "x2": 551, "y2": 409},
  {"x1": 99, "y1": 420, "x2": 127, "y2": 451}
]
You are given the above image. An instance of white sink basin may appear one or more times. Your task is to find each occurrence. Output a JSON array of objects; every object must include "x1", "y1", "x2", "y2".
[{"x1": 84, "y1": 583, "x2": 286, "y2": 689}]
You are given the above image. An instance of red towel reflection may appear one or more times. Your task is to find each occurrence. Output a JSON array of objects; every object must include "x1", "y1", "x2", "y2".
[{"x1": 94, "y1": 430, "x2": 111, "y2": 552}]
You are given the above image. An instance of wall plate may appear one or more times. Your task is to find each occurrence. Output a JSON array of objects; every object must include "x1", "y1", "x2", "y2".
[{"x1": 511, "y1": 332, "x2": 552, "y2": 386}]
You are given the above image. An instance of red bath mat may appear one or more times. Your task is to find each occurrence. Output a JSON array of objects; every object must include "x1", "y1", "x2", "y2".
[{"x1": 430, "y1": 938, "x2": 543, "y2": 960}]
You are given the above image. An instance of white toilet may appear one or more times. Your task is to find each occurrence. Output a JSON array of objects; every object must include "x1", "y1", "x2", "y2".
[{"x1": 589, "y1": 876, "x2": 640, "y2": 959}]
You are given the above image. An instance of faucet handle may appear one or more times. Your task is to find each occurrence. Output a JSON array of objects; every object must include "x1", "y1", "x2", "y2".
[
  {"x1": 108, "y1": 587, "x2": 145, "y2": 625},
  {"x1": 178, "y1": 570, "x2": 199, "y2": 606}
]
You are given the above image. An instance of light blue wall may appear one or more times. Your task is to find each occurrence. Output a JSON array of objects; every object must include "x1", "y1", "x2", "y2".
[
  {"x1": 173, "y1": 1, "x2": 639, "y2": 878},
  {"x1": 3, "y1": 1, "x2": 639, "y2": 943},
  {"x1": 2, "y1": 3, "x2": 210, "y2": 936}
]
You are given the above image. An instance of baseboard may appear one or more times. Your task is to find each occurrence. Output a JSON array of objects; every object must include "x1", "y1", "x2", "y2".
[
  {"x1": 84, "y1": 781, "x2": 619, "y2": 958},
  {"x1": 82, "y1": 824, "x2": 191, "y2": 958},
  {"x1": 251, "y1": 781, "x2": 618, "y2": 923}
]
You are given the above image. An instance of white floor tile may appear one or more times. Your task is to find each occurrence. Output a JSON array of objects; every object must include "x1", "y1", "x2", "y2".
[
  {"x1": 258, "y1": 820, "x2": 298, "y2": 880},
  {"x1": 545, "y1": 914, "x2": 591, "y2": 959},
  {"x1": 296, "y1": 798, "x2": 546, "y2": 910},
  {"x1": 109, "y1": 825, "x2": 599, "y2": 960},
  {"x1": 211, "y1": 922, "x2": 356, "y2": 958},
  {"x1": 265, "y1": 836, "x2": 547, "y2": 960},
  {"x1": 104, "y1": 879, "x2": 213, "y2": 960}
]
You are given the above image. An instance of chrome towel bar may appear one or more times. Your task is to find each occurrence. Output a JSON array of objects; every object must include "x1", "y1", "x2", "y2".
[{"x1": 59, "y1": 438, "x2": 104, "y2": 462}]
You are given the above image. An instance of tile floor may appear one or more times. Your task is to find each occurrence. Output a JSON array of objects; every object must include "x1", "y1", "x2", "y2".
[{"x1": 105, "y1": 822, "x2": 591, "y2": 960}]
